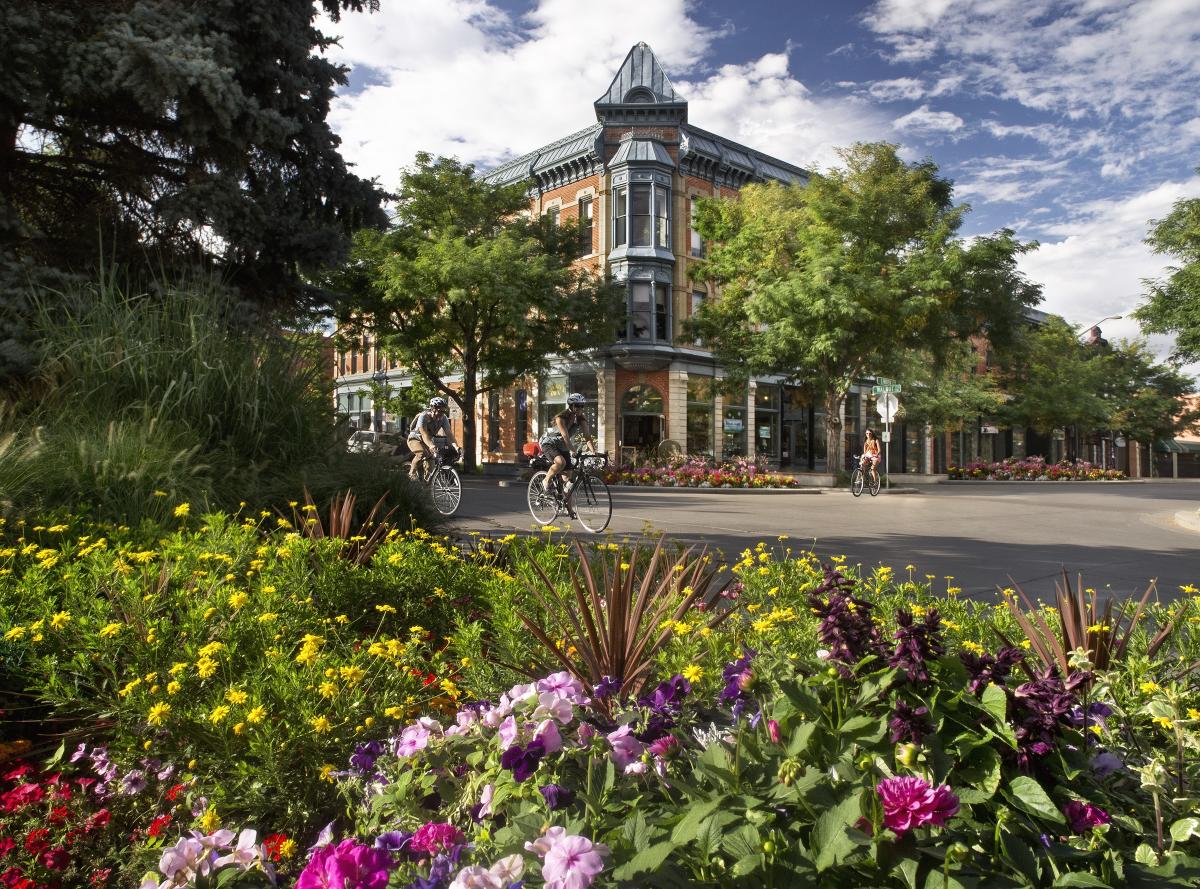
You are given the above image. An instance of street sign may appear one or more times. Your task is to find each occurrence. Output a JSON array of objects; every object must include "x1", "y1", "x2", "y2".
[
  {"x1": 881, "y1": 430, "x2": 891, "y2": 443},
  {"x1": 875, "y1": 393, "x2": 899, "y2": 422},
  {"x1": 872, "y1": 383, "x2": 902, "y2": 395}
]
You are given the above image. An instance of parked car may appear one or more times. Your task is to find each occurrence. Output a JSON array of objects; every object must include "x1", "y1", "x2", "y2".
[{"x1": 346, "y1": 430, "x2": 408, "y2": 457}]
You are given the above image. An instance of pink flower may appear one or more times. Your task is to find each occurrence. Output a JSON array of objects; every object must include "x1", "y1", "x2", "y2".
[
  {"x1": 541, "y1": 834, "x2": 609, "y2": 889},
  {"x1": 605, "y1": 726, "x2": 644, "y2": 770},
  {"x1": 393, "y1": 718, "x2": 440, "y2": 758},
  {"x1": 535, "y1": 719, "x2": 563, "y2": 754},
  {"x1": 410, "y1": 822, "x2": 466, "y2": 857},
  {"x1": 767, "y1": 720, "x2": 781, "y2": 743},
  {"x1": 1064, "y1": 800, "x2": 1111, "y2": 834},
  {"x1": 296, "y1": 839, "x2": 394, "y2": 889},
  {"x1": 876, "y1": 776, "x2": 959, "y2": 835}
]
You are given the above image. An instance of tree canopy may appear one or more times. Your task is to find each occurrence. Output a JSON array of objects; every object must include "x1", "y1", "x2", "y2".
[
  {"x1": 689, "y1": 142, "x2": 1042, "y2": 471},
  {"x1": 1135, "y1": 174, "x2": 1200, "y2": 362},
  {"x1": 329, "y1": 153, "x2": 621, "y2": 469},
  {"x1": 898, "y1": 341, "x2": 1006, "y2": 434},
  {"x1": 0, "y1": 0, "x2": 387, "y2": 376}
]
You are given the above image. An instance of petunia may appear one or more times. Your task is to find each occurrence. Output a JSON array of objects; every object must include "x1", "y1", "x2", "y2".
[
  {"x1": 539, "y1": 783, "x2": 576, "y2": 810},
  {"x1": 605, "y1": 726, "x2": 644, "y2": 770},
  {"x1": 541, "y1": 834, "x2": 609, "y2": 889},
  {"x1": 295, "y1": 838, "x2": 394, "y2": 889}
]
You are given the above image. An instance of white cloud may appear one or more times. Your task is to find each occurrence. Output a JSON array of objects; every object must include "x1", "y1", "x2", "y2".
[
  {"x1": 892, "y1": 104, "x2": 965, "y2": 137},
  {"x1": 866, "y1": 77, "x2": 926, "y2": 101},
  {"x1": 320, "y1": 0, "x2": 891, "y2": 187},
  {"x1": 956, "y1": 156, "x2": 1071, "y2": 205},
  {"x1": 1017, "y1": 175, "x2": 1200, "y2": 366}
]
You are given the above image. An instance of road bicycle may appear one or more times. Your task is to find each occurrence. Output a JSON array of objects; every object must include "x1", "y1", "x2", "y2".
[
  {"x1": 415, "y1": 445, "x2": 462, "y2": 516},
  {"x1": 850, "y1": 455, "x2": 881, "y2": 497},
  {"x1": 526, "y1": 445, "x2": 612, "y2": 533}
]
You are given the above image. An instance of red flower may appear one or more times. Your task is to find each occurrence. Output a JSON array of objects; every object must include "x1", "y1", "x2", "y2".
[
  {"x1": 87, "y1": 809, "x2": 111, "y2": 831},
  {"x1": 39, "y1": 847, "x2": 70, "y2": 871},
  {"x1": 164, "y1": 783, "x2": 186, "y2": 802},
  {"x1": 89, "y1": 870, "x2": 112, "y2": 886},
  {"x1": 1, "y1": 783, "x2": 44, "y2": 813},
  {"x1": 422, "y1": 673, "x2": 437, "y2": 686},
  {"x1": 262, "y1": 833, "x2": 288, "y2": 862},
  {"x1": 0, "y1": 837, "x2": 13, "y2": 858},
  {"x1": 147, "y1": 815, "x2": 173, "y2": 838},
  {"x1": 1, "y1": 764, "x2": 34, "y2": 782},
  {"x1": 0, "y1": 869, "x2": 30, "y2": 889},
  {"x1": 47, "y1": 805, "x2": 71, "y2": 826},
  {"x1": 23, "y1": 829, "x2": 49, "y2": 856}
]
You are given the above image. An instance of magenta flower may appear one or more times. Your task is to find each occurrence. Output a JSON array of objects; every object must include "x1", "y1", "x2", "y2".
[
  {"x1": 295, "y1": 839, "x2": 395, "y2": 889},
  {"x1": 541, "y1": 834, "x2": 609, "y2": 889},
  {"x1": 876, "y1": 776, "x2": 960, "y2": 835},
  {"x1": 409, "y1": 822, "x2": 466, "y2": 857},
  {"x1": 1064, "y1": 800, "x2": 1111, "y2": 833}
]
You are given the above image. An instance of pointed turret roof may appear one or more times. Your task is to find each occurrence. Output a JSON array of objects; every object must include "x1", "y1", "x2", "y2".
[{"x1": 595, "y1": 43, "x2": 688, "y2": 125}]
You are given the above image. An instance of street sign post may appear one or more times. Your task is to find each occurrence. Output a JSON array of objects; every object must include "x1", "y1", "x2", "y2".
[
  {"x1": 872, "y1": 383, "x2": 902, "y2": 395},
  {"x1": 875, "y1": 393, "x2": 900, "y2": 490}
]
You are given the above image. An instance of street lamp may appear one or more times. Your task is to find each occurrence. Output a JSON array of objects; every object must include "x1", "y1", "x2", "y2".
[
  {"x1": 1076, "y1": 315, "x2": 1122, "y2": 468},
  {"x1": 1077, "y1": 315, "x2": 1122, "y2": 342}
]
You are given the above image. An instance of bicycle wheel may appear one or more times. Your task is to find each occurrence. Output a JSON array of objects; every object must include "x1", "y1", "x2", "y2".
[
  {"x1": 430, "y1": 466, "x2": 462, "y2": 515},
  {"x1": 572, "y1": 474, "x2": 612, "y2": 533},
  {"x1": 527, "y1": 471, "x2": 561, "y2": 525},
  {"x1": 868, "y1": 469, "x2": 881, "y2": 496},
  {"x1": 850, "y1": 468, "x2": 864, "y2": 497}
]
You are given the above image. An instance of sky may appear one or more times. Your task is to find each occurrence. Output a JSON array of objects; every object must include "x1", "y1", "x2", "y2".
[{"x1": 319, "y1": 0, "x2": 1200, "y2": 366}]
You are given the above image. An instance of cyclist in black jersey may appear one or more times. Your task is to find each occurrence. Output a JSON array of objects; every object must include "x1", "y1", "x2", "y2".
[{"x1": 539, "y1": 393, "x2": 594, "y2": 493}]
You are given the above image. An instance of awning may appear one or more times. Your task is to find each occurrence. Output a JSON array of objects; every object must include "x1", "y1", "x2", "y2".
[{"x1": 1156, "y1": 439, "x2": 1200, "y2": 454}]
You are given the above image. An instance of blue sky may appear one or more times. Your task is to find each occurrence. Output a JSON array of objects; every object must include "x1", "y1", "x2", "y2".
[{"x1": 322, "y1": 0, "x2": 1200, "y2": 363}]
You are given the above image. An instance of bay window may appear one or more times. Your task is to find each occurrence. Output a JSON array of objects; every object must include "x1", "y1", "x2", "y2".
[
  {"x1": 626, "y1": 282, "x2": 671, "y2": 342},
  {"x1": 612, "y1": 182, "x2": 670, "y2": 249}
]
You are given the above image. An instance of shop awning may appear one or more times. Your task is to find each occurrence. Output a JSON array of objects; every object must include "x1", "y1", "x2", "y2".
[{"x1": 1156, "y1": 439, "x2": 1200, "y2": 454}]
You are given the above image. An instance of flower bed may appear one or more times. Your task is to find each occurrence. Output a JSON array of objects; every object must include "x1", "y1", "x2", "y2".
[
  {"x1": 949, "y1": 456, "x2": 1126, "y2": 480},
  {"x1": 604, "y1": 455, "x2": 800, "y2": 489}
]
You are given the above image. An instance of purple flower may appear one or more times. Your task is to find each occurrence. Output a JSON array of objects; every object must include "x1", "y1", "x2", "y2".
[
  {"x1": 407, "y1": 851, "x2": 458, "y2": 889},
  {"x1": 720, "y1": 646, "x2": 759, "y2": 719},
  {"x1": 807, "y1": 567, "x2": 885, "y2": 676},
  {"x1": 539, "y1": 783, "x2": 576, "y2": 811},
  {"x1": 540, "y1": 834, "x2": 608, "y2": 889},
  {"x1": 1064, "y1": 800, "x2": 1111, "y2": 834},
  {"x1": 889, "y1": 699, "x2": 932, "y2": 744},
  {"x1": 647, "y1": 735, "x2": 680, "y2": 760},
  {"x1": 1010, "y1": 666, "x2": 1090, "y2": 770},
  {"x1": 119, "y1": 769, "x2": 147, "y2": 795},
  {"x1": 500, "y1": 737, "x2": 547, "y2": 782},
  {"x1": 876, "y1": 776, "x2": 960, "y2": 835},
  {"x1": 374, "y1": 831, "x2": 412, "y2": 852},
  {"x1": 296, "y1": 838, "x2": 395, "y2": 889},
  {"x1": 605, "y1": 725, "x2": 644, "y2": 770},
  {"x1": 409, "y1": 822, "x2": 466, "y2": 858},
  {"x1": 593, "y1": 676, "x2": 622, "y2": 699},
  {"x1": 767, "y1": 720, "x2": 781, "y2": 743},
  {"x1": 888, "y1": 608, "x2": 945, "y2": 683},
  {"x1": 350, "y1": 740, "x2": 384, "y2": 775},
  {"x1": 960, "y1": 645, "x2": 1025, "y2": 695},
  {"x1": 1090, "y1": 751, "x2": 1124, "y2": 777},
  {"x1": 638, "y1": 675, "x2": 691, "y2": 712}
]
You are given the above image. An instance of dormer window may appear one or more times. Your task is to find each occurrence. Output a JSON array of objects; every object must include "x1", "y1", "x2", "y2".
[{"x1": 624, "y1": 87, "x2": 656, "y2": 103}]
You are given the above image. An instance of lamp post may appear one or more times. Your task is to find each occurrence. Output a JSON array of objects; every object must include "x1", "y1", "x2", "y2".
[{"x1": 1077, "y1": 315, "x2": 1122, "y2": 467}]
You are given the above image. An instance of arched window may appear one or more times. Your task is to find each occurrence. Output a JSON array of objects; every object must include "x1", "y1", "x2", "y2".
[
  {"x1": 621, "y1": 384, "x2": 664, "y2": 415},
  {"x1": 624, "y1": 87, "x2": 656, "y2": 103}
]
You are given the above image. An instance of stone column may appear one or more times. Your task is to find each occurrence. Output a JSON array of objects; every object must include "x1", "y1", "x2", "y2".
[
  {"x1": 714, "y1": 390, "x2": 725, "y2": 461},
  {"x1": 745, "y1": 381, "x2": 757, "y2": 460},
  {"x1": 667, "y1": 365, "x2": 688, "y2": 443},
  {"x1": 598, "y1": 364, "x2": 617, "y2": 457}
]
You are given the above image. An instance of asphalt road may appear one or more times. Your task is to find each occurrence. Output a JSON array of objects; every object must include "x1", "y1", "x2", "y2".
[{"x1": 451, "y1": 478, "x2": 1200, "y2": 602}]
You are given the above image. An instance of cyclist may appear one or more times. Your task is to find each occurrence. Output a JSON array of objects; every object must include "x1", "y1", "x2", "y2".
[
  {"x1": 540, "y1": 393, "x2": 595, "y2": 497},
  {"x1": 860, "y1": 429, "x2": 881, "y2": 480},
  {"x1": 408, "y1": 397, "x2": 458, "y2": 480}
]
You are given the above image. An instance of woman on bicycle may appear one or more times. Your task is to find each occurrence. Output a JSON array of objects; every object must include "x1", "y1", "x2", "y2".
[
  {"x1": 861, "y1": 429, "x2": 881, "y2": 477},
  {"x1": 540, "y1": 393, "x2": 594, "y2": 493}
]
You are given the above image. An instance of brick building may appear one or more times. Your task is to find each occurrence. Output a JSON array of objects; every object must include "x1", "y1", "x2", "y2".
[{"x1": 335, "y1": 43, "x2": 891, "y2": 471}]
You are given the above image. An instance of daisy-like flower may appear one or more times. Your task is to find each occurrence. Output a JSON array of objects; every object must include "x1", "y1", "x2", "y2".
[{"x1": 876, "y1": 776, "x2": 959, "y2": 835}]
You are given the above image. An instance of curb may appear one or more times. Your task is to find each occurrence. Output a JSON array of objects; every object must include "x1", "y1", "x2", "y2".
[
  {"x1": 939, "y1": 479, "x2": 1145, "y2": 485},
  {"x1": 498, "y1": 480, "x2": 823, "y2": 494},
  {"x1": 1176, "y1": 510, "x2": 1200, "y2": 533},
  {"x1": 827, "y1": 487, "x2": 922, "y2": 495}
]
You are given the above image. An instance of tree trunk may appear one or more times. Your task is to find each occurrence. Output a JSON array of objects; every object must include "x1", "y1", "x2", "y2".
[
  {"x1": 824, "y1": 389, "x2": 847, "y2": 476},
  {"x1": 458, "y1": 361, "x2": 478, "y2": 471}
]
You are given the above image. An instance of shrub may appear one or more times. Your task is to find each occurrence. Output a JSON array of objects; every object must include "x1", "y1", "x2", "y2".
[{"x1": 948, "y1": 457, "x2": 1126, "y2": 480}]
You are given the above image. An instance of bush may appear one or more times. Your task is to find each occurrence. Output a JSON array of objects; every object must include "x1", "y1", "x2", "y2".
[
  {"x1": 0, "y1": 268, "x2": 439, "y2": 526},
  {"x1": 604, "y1": 455, "x2": 800, "y2": 489},
  {"x1": 948, "y1": 457, "x2": 1126, "y2": 481}
]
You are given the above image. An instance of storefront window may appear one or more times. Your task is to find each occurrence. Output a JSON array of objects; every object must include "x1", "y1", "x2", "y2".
[
  {"x1": 722, "y1": 383, "x2": 747, "y2": 460},
  {"x1": 755, "y1": 384, "x2": 779, "y2": 460},
  {"x1": 621, "y1": 384, "x2": 664, "y2": 452},
  {"x1": 540, "y1": 373, "x2": 597, "y2": 442},
  {"x1": 687, "y1": 377, "x2": 716, "y2": 457}
]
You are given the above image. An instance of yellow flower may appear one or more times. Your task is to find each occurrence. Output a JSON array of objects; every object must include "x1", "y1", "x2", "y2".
[
  {"x1": 228, "y1": 591, "x2": 248, "y2": 610},
  {"x1": 209, "y1": 705, "x2": 231, "y2": 724},
  {"x1": 1152, "y1": 716, "x2": 1174, "y2": 730},
  {"x1": 147, "y1": 702, "x2": 171, "y2": 725},
  {"x1": 1140, "y1": 682, "x2": 1161, "y2": 694},
  {"x1": 318, "y1": 763, "x2": 335, "y2": 782},
  {"x1": 174, "y1": 503, "x2": 191, "y2": 518},
  {"x1": 99, "y1": 622, "x2": 123, "y2": 638},
  {"x1": 318, "y1": 681, "x2": 338, "y2": 699},
  {"x1": 278, "y1": 838, "x2": 298, "y2": 859},
  {"x1": 961, "y1": 640, "x2": 984, "y2": 654},
  {"x1": 338, "y1": 665, "x2": 365, "y2": 686},
  {"x1": 195, "y1": 656, "x2": 218, "y2": 679},
  {"x1": 311, "y1": 716, "x2": 332, "y2": 734},
  {"x1": 3, "y1": 626, "x2": 25, "y2": 641},
  {"x1": 169, "y1": 662, "x2": 189, "y2": 676},
  {"x1": 1187, "y1": 708, "x2": 1200, "y2": 720},
  {"x1": 375, "y1": 604, "x2": 397, "y2": 614},
  {"x1": 118, "y1": 678, "x2": 143, "y2": 697},
  {"x1": 682, "y1": 665, "x2": 704, "y2": 683},
  {"x1": 199, "y1": 806, "x2": 220, "y2": 833},
  {"x1": 197, "y1": 641, "x2": 224, "y2": 658},
  {"x1": 225, "y1": 688, "x2": 248, "y2": 705},
  {"x1": 385, "y1": 706, "x2": 405, "y2": 720},
  {"x1": 233, "y1": 722, "x2": 245, "y2": 735},
  {"x1": 50, "y1": 611, "x2": 71, "y2": 630},
  {"x1": 167, "y1": 681, "x2": 181, "y2": 695},
  {"x1": 261, "y1": 585, "x2": 277, "y2": 594},
  {"x1": 246, "y1": 706, "x2": 266, "y2": 724},
  {"x1": 153, "y1": 490, "x2": 168, "y2": 497}
]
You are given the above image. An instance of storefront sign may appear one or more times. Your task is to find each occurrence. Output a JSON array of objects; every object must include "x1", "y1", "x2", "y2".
[
  {"x1": 723, "y1": 418, "x2": 744, "y2": 433},
  {"x1": 981, "y1": 425, "x2": 999, "y2": 434},
  {"x1": 758, "y1": 425, "x2": 771, "y2": 439}
]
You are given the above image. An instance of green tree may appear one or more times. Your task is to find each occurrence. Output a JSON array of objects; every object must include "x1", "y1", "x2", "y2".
[
  {"x1": 1135, "y1": 174, "x2": 1200, "y2": 362},
  {"x1": 0, "y1": 0, "x2": 387, "y2": 377},
  {"x1": 1105, "y1": 340, "x2": 1199, "y2": 454},
  {"x1": 1001, "y1": 318, "x2": 1110, "y2": 438},
  {"x1": 898, "y1": 341, "x2": 1006, "y2": 434},
  {"x1": 329, "y1": 153, "x2": 621, "y2": 470},
  {"x1": 689, "y1": 142, "x2": 1041, "y2": 471}
]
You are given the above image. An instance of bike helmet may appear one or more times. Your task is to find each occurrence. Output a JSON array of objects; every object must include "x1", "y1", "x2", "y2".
[
  {"x1": 567, "y1": 393, "x2": 586, "y2": 407},
  {"x1": 428, "y1": 397, "x2": 447, "y2": 411}
]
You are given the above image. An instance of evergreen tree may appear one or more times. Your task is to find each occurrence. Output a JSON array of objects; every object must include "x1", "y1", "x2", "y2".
[{"x1": 0, "y1": 0, "x2": 387, "y2": 376}]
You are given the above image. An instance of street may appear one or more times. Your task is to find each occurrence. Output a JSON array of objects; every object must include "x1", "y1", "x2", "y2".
[{"x1": 452, "y1": 479, "x2": 1200, "y2": 601}]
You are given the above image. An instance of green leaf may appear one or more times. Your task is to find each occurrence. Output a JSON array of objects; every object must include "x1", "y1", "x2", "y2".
[
  {"x1": 1006, "y1": 775, "x2": 1066, "y2": 824},
  {"x1": 812, "y1": 792, "x2": 864, "y2": 871},
  {"x1": 954, "y1": 746, "x2": 1001, "y2": 805},
  {"x1": 1135, "y1": 844, "x2": 1160, "y2": 867},
  {"x1": 1052, "y1": 873, "x2": 1111, "y2": 887},
  {"x1": 1002, "y1": 831, "x2": 1041, "y2": 884},
  {"x1": 624, "y1": 811, "x2": 650, "y2": 852},
  {"x1": 611, "y1": 841, "x2": 675, "y2": 880},
  {"x1": 840, "y1": 714, "x2": 887, "y2": 745},
  {"x1": 787, "y1": 722, "x2": 816, "y2": 757},
  {"x1": 1171, "y1": 817, "x2": 1200, "y2": 843},
  {"x1": 923, "y1": 872, "x2": 969, "y2": 889},
  {"x1": 856, "y1": 667, "x2": 902, "y2": 707},
  {"x1": 981, "y1": 682, "x2": 1007, "y2": 724},
  {"x1": 722, "y1": 824, "x2": 762, "y2": 862},
  {"x1": 732, "y1": 853, "x2": 765, "y2": 877},
  {"x1": 896, "y1": 857, "x2": 921, "y2": 889},
  {"x1": 670, "y1": 798, "x2": 723, "y2": 846}
]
